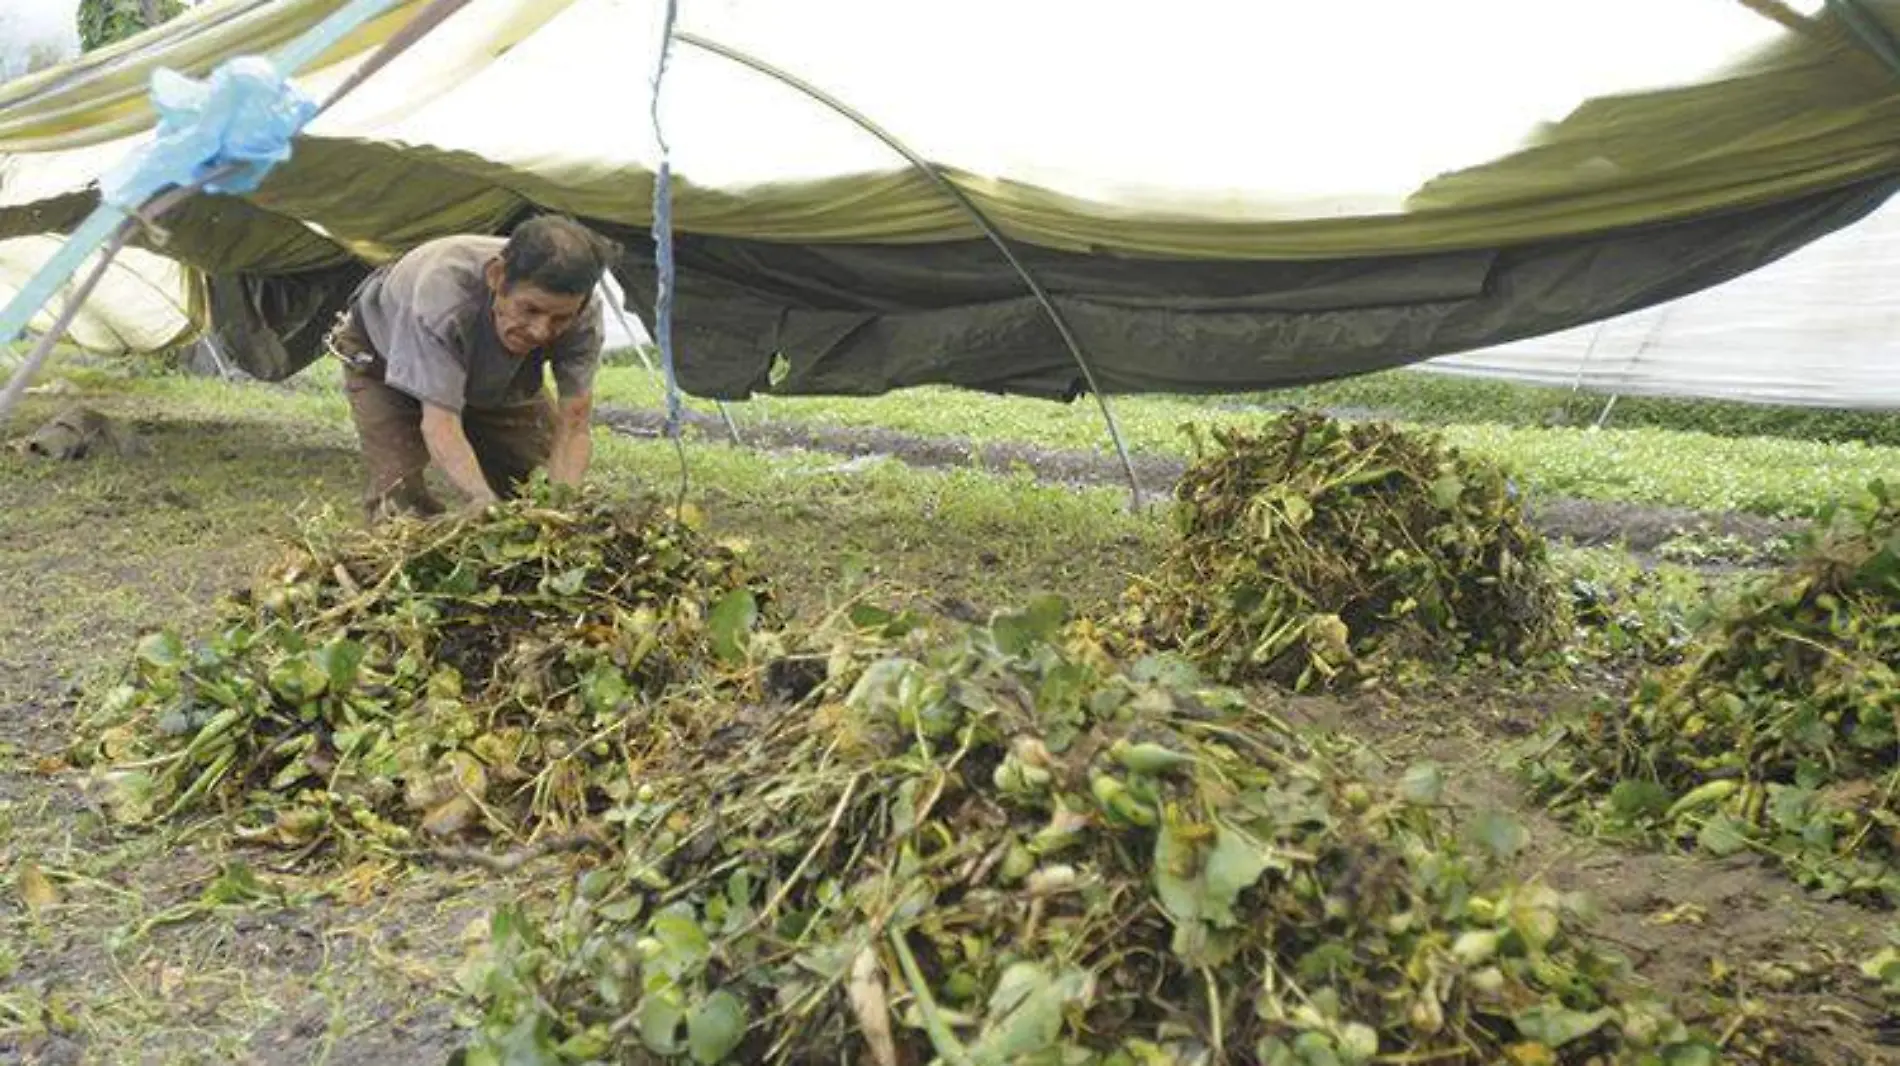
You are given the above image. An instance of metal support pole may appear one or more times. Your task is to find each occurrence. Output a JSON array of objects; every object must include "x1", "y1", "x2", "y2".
[
  {"x1": 713, "y1": 401, "x2": 743, "y2": 445},
  {"x1": 1593, "y1": 394, "x2": 1620, "y2": 429},
  {"x1": 1732, "y1": 0, "x2": 1816, "y2": 34},
  {"x1": 0, "y1": 229, "x2": 132, "y2": 421},
  {"x1": 598, "y1": 280, "x2": 655, "y2": 374},
  {"x1": 0, "y1": 175, "x2": 217, "y2": 425},
  {"x1": 674, "y1": 31, "x2": 1143, "y2": 511}
]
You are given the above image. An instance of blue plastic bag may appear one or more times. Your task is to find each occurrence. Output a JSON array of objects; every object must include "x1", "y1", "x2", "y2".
[{"x1": 98, "y1": 56, "x2": 317, "y2": 209}]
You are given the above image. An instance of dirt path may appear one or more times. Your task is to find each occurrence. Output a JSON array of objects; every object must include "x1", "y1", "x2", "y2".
[{"x1": 599, "y1": 407, "x2": 1806, "y2": 555}]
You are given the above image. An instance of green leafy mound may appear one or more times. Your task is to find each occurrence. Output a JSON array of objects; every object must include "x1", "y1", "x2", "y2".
[
  {"x1": 1121, "y1": 411, "x2": 1567, "y2": 689},
  {"x1": 1522, "y1": 480, "x2": 1900, "y2": 903},
  {"x1": 453, "y1": 602, "x2": 1709, "y2": 1066},
  {"x1": 71, "y1": 487, "x2": 771, "y2": 856}
]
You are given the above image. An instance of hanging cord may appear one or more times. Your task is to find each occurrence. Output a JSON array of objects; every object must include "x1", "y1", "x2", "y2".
[
  {"x1": 599, "y1": 278, "x2": 743, "y2": 446},
  {"x1": 649, "y1": 0, "x2": 691, "y2": 515},
  {"x1": 673, "y1": 31, "x2": 1145, "y2": 512}
]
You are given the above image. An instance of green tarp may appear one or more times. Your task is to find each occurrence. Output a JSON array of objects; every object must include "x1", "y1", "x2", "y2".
[{"x1": 4, "y1": 0, "x2": 1900, "y2": 396}]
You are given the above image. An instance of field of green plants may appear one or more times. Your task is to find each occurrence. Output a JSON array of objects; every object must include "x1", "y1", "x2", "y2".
[{"x1": 1, "y1": 356, "x2": 1896, "y2": 1066}]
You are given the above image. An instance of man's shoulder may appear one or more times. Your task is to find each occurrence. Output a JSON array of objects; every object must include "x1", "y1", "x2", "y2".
[
  {"x1": 392, "y1": 234, "x2": 507, "y2": 277},
  {"x1": 372, "y1": 234, "x2": 505, "y2": 334}
]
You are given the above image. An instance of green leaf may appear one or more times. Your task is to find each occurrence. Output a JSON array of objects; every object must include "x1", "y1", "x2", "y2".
[
  {"x1": 556, "y1": 1026, "x2": 613, "y2": 1060},
  {"x1": 201, "y1": 862, "x2": 274, "y2": 905},
  {"x1": 722, "y1": 868, "x2": 754, "y2": 930},
  {"x1": 437, "y1": 561, "x2": 480, "y2": 598},
  {"x1": 636, "y1": 985, "x2": 686, "y2": 1055},
  {"x1": 1508, "y1": 888, "x2": 1562, "y2": 951},
  {"x1": 1128, "y1": 653, "x2": 1202, "y2": 689},
  {"x1": 1154, "y1": 819, "x2": 1282, "y2": 966},
  {"x1": 1429, "y1": 474, "x2": 1465, "y2": 510},
  {"x1": 708, "y1": 589, "x2": 758, "y2": 665},
  {"x1": 687, "y1": 989, "x2": 747, "y2": 1064},
  {"x1": 1203, "y1": 823, "x2": 1276, "y2": 925},
  {"x1": 137, "y1": 631, "x2": 187, "y2": 671},
  {"x1": 845, "y1": 658, "x2": 928, "y2": 725},
  {"x1": 1292, "y1": 1031, "x2": 1342, "y2": 1066},
  {"x1": 968, "y1": 962, "x2": 1092, "y2": 1066},
  {"x1": 848, "y1": 603, "x2": 920, "y2": 637},
  {"x1": 1859, "y1": 947, "x2": 1900, "y2": 988},
  {"x1": 1254, "y1": 1037, "x2": 1298, "y2": 1066},
  {"x1": 333, "y1": 725, "x2": 368, "y2": 756},
  {"x1": 1153, "y1": 822, "x2": 1202, "y2": 922},
  {"x1": 993, "y1": 594, "x2": 1071, "y2": 656},
  {"x1": 549, "y1": 567, "x2": 588, "y2": 596},
  {"x1": 598, "y1": 898, "x2": 643, "y2": 923},
  {"x1": 581, "y1": 664, "x2": 629, "y2": 713},
  {"x1": 1338, "y1": 1022, "x2": 1379, "y2": 1064},
  {"x1": 313, "y1": 639, "x2": 365, "y2": 691},
  {"x1": 1856, "y1": 542, "x2": 1900, "y2": 591},
  {"x1": 1280, "y1": 493, "x2": 1314, "y2": 530},
  {"x1": 268, "y1": 656, "x2": 330, "y2": 703},
  {"x1": 1663, "y1": 1042, "x2": 1721, "y2": 1066},
  {"x1": 1399, "y1": 763, "x2": 1444, "y2": 806},
  {"x1": 104, "y1": 770, "x2": 156, "y2": 824},
  {"x1": 1513, "y1": 1004, "x2": 1614, "y2": 1047},
  {"x1": 1607, "y1": 779, "x2": 1672, "y2": 822},
  {"x1": 1696, "y1": 813, "x2": 1751, "y2": 858},
  {"x1": 1465, "y1": 809, "x2": 1528, "y2": 861},
  {"x1": 1767, "y1": 785, "x2": 1817, "y2": 832},
  {"x1": 492, "y1": 1011, "x2": 561, "y2": 1066},
  {"x1": 649, "y1": 903, "x2": 712, "y2": 980}
]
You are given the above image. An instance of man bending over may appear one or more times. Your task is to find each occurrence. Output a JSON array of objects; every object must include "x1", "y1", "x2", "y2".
[{"x1": 326, "y1": 214, "x2": 620, "y2": 520}]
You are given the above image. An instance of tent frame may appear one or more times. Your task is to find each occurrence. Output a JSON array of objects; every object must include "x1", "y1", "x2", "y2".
[{"x1": 674, "y1": 31, "x2": 1146, "y2": 510}]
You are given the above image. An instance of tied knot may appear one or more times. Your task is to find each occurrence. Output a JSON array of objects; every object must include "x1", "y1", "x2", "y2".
[{"x1": 100, "y1": 56, "x2": 318, "y2": 210}]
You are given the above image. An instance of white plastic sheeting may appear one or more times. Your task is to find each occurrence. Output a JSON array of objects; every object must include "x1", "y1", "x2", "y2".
[
  {"x1": 1, "y1": 0, "x2": 1821, "y2": 239},
  {"x1": 1421, "y1": 200, "x2": 1900, "y2": 410},
  {"x1": 560, "y1": 0, "x2": 1794, "y2": 216},
  {"x1": 0, "y1": 235, "x2": 194, "y2": 354}
]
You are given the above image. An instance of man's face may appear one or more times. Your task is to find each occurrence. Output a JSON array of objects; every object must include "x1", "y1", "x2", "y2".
[{"x1": 486, "y1": 260, "x2": 588, "y2": 356}]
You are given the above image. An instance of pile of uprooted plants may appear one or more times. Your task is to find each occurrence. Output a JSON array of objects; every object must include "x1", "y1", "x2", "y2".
[
  {"x1": 1117, "y1": 410, "x2": 1569, "y2": 690},
  {"x1": 67, "y1": 454, "x2": 1717, "y2": 1063},
  {"x1": 1522, "y1": 479, "x2": 1900, "y2": 905},
  {"x1": 71, "y1": 485, "x2": 774, "y2": 856},
  {"x1": 449, "y1": 602, "x2": 1714, "y2": 1066}
]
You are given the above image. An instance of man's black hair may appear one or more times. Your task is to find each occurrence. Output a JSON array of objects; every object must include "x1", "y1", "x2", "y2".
[{"x1": 498, "y1": 214, "x2": 621, "y2": 296}]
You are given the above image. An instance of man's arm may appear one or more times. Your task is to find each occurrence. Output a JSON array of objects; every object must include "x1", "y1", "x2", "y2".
[
  {"x1": 547, "y1": 391, "x2": 594, "y2": 486},
  {"x1": 419, "y1": 402, "x2": 500, "y2": 506}
]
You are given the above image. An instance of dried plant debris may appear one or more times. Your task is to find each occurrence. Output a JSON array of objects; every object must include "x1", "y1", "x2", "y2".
[
  {"x1": 1119, "y1": 411, "x2": 1567, "y2": 691},
  {"x1": 69, "y1": 486, "x2": 773, "y2": 858},
  {"x1": 451, "y1": 599, "x2": 1713, "y2": 1066},
  {"x1": 1522, "y1": 480, "x2": 1900, "y2": 904}
]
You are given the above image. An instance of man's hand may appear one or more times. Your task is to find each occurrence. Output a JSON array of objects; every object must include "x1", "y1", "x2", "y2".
[
  {"x1": 547, "y1": 391, "x2": 594, "y2": 487},
  {"x1": 419, "y1": 402, "x2": 501, "y2": 506}
]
